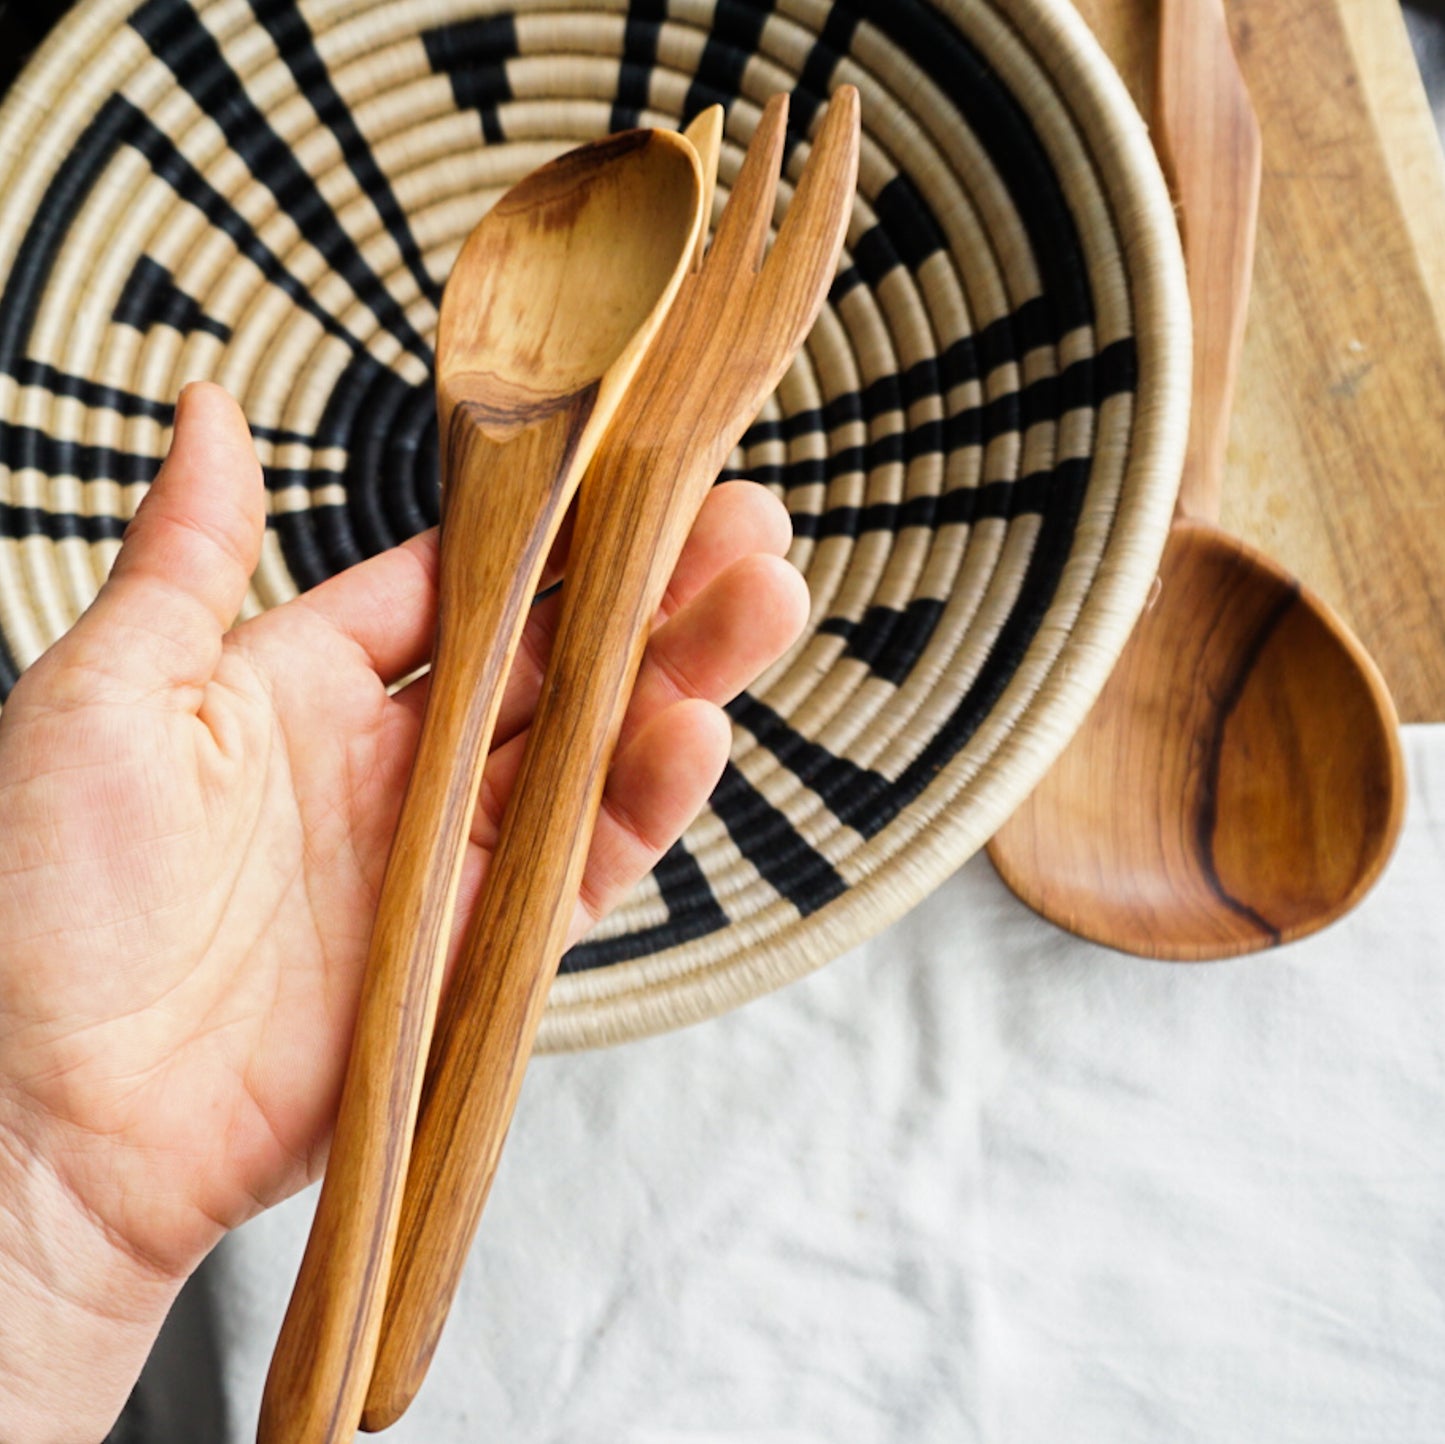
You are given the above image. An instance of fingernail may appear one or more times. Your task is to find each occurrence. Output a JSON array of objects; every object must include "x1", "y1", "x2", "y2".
[{"x1": 168, "y1": 383, "x2": 196, "y2": 453}]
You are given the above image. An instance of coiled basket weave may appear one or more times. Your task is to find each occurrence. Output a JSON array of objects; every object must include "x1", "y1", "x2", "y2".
[{"x1": 0, "y1": 0, "x2": 1188, "y2": 1048}]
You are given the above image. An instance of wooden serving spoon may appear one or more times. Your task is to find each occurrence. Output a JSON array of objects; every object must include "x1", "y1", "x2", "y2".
[
  {"x1": 985, "y1": 0, "x2": 1405, "y2": 959},
  {"x1": 259, "y1": 130, "x2": 704, "y2": 1444},
  {"x1": 361, "y1": 88, "x2": 860, "y2": 1430}
]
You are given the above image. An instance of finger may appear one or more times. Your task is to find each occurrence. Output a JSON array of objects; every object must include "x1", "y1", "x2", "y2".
[
  {"x1": 617, "y1": 551, "x2": 809, "y2": 750},
  {"x1": 284, "y1": 527, "x2": 440, "y2": 684},
  {"x1": 571, "y1": 698, "x2": 733, "y2": 937},
  {"x1": 441, "y1": 700, "x2": 730, "y2": 987},
  {"x1": 439, "y1": 697, "x2": 727, "y2": 953},
  {"x1": 69, "y1": 382, "x2": 265, "y2": 693},
  {"x1": 427, "y1": 551, "x2": 804, "y2": 957},
  {"x1": 499, "y1": 483, "x2": 796, "y2": 740},
  {"x1": 655, "y1": 480, "x2": 794, "y2": 620},
  {"x1": 387, "y1": 547, "x2": 806, "y2": 807},
  {"x1": 378, "y1": 482, "x2": 796, "y2": 730},
  {"x1": 283, "y1": 480, "x2": 791, "y2": 698},
  {"x1": 499, "y1": 485, "x2": 797, "y2": 745}
]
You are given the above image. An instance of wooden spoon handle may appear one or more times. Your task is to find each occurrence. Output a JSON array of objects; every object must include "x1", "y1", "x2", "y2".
[
  {"x1": 258, "y1": 405, "x2": 584, "y2": 1444},
  {"x1": 1155, "y1": 0, "x2": 1263, "y2": 524},
  {"x1": 360, "y1": 439, "x2": 719, "y2": 1430}
]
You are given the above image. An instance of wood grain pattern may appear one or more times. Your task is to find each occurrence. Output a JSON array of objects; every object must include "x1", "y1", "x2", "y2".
[
  {"x1": 1073, "y1": 0, "x2": 1445, "y2": 720},
  {"x1": 989, "y1": 522, "x2": 1404, "y2": 957},
  {"x1": 1154, "y1": 0, "x2": 1259, "y2": 522},
  {"x1": 360, "y1": 89, "x2": 860, "y2": 1430},
  {"x1": 259, "y1": 130, "x2": 703, "y2": 1444},
  {"x1": 985, "y1": 0, "x2": 1405, "y2": 959}
]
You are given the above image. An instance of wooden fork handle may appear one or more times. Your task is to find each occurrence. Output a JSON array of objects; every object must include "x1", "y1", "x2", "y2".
[
  {"x1": 259, "y1": 405, "x2": 584, "y2": 1444},
  {"x1": 360, "y1": 438, "x2": 717, "y2": 1430}
]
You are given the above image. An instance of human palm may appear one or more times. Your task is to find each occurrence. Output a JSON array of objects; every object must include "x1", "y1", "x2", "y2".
[{"x1": 0, "y1": 383, "x2": 806, "y2": 1285}]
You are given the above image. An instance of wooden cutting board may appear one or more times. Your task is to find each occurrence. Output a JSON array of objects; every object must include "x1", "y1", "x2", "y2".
[{"x1": 1073, "y1": 0, "x2": 1445, "y2": 722}]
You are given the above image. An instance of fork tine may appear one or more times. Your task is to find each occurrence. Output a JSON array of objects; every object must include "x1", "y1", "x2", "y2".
[
  {"x1": 707, "y1": 92, "x2": 789, "y2": 273},
  {"x1": 761, "y1": 85, "x2": 860, "y2": 335},
  {"x1": 682, "y1": 105, "x2": 724, "y2": 272}
]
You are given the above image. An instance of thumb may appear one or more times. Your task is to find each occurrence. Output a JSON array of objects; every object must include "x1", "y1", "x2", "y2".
[{"x1": 69, "y1": 382, "x2": 266, "y2": 698}]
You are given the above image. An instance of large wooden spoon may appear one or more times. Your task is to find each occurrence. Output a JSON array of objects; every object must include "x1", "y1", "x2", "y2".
[
  {"x1": 986, "y1": 0, "x2": 1404, "y2": 959},
  {"x1": 259, "y1": 130, "x2": 704, "y2": 1444}
]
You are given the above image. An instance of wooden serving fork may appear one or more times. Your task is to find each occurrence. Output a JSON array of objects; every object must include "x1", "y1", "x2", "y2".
[{"x1": 362, "y1": 87, "x2": 860, "y2": 1429}]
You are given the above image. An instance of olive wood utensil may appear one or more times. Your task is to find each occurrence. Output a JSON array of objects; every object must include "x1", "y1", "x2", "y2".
[
  {"x1": 259, "y1": 129, "x2": 705, "y2": 1444},
  {"x1": 361, "y1": 88, "x2": 860, "y2": 1430},
  {"x1": 985, "y1": 0, "x2": 1404, "y2": 958}
]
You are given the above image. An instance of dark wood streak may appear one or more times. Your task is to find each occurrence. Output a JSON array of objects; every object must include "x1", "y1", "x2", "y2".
[
  {"x1": 1194, "y1": 579, "x2": 1301, "y2": 945},
  {"x1": 443, "y1": 379, "x2": 600, "y2": 453},
  {"x1": 436, "y1": 387, "x2": 597, "y2": 641}
]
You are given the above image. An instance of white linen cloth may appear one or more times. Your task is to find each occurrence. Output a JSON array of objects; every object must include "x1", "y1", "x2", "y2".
[{"x1": 212, "y1": 725, "x2": 1445, "y2": 1442}]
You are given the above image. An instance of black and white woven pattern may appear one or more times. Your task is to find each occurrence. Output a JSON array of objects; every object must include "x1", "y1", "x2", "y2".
[{"x1": 0, "y1": 0, "x2": 1187, "y2": 1046}]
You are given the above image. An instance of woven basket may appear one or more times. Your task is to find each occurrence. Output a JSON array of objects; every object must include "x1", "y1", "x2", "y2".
[{"x1": 0, "y1": 0, "x2": 1187, "y2": 1049}]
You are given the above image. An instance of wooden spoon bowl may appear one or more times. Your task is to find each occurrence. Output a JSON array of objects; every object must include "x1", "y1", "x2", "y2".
[
  {"x1": 438, "y1": 129, "x2": 704, "y2": 438},
  {"x1": 991, "y1": 519, "x2": 1404, "y2": 958}
]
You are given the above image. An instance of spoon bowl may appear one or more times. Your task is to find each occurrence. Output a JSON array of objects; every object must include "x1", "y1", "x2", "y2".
[
  {"x1": 438, "y1": 130, "x2": 703, "y2": 431},
  {"x1": 991, "y1": 518, "x2": 1404, "y2": 958}
]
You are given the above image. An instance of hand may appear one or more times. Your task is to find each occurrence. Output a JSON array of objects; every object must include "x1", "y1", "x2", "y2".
[{"x1": 0, "y1": 383, "x2": 807, "y2": 1439}]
